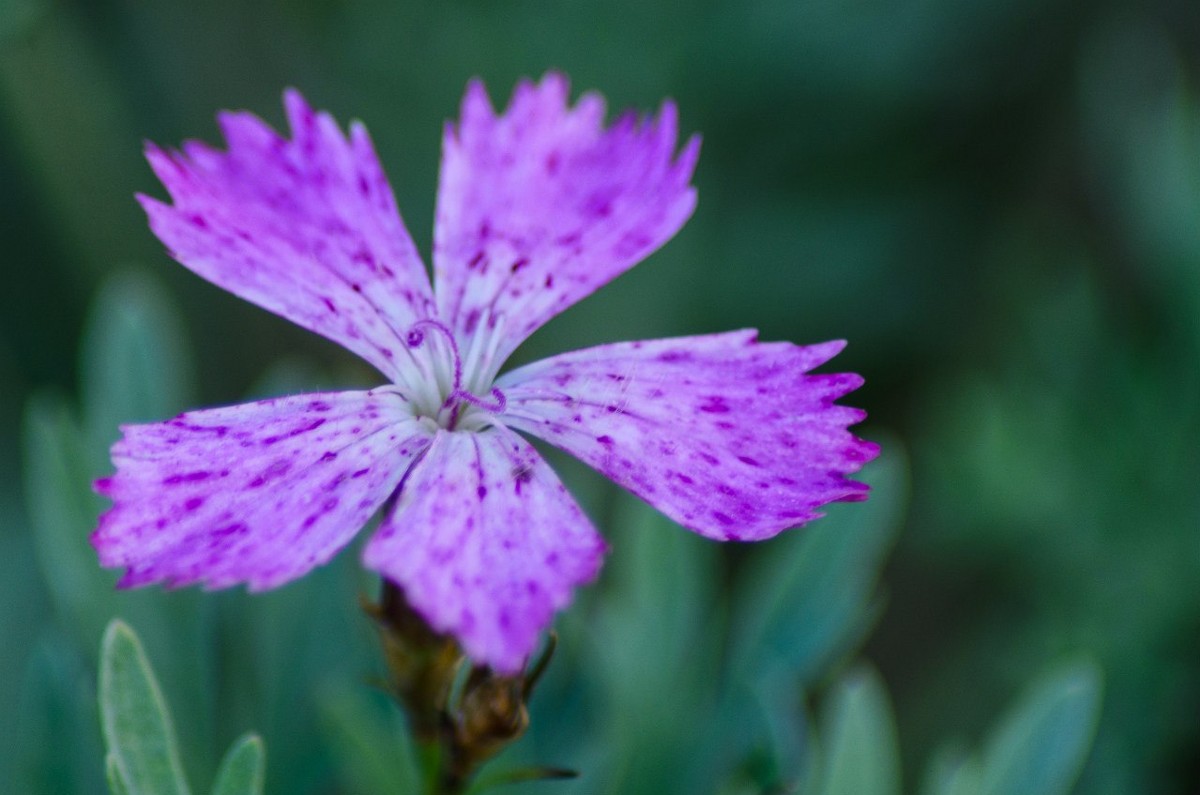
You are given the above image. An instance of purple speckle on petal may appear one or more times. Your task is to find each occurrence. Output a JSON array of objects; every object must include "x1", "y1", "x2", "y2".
[
  {"x1": 699, "y1": 396, "x2": 730, "y2": 414},
  {"x1": 290, "y1": 417, "x2": 326, "y2": 437},
  {"x1": 163, "y1": 470, "x2": 211, "y2": 485}
]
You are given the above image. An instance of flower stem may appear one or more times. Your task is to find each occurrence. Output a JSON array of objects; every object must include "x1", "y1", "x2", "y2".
[{"x1": 367, "y1": 580, "x2": 556, "y2": 794}]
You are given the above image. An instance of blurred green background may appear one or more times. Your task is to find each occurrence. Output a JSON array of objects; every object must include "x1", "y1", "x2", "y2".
[{"x1": 2, "y1": 0, "x2": 1197, "y2": 793}]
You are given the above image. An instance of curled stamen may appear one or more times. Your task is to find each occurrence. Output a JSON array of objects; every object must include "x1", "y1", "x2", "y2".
[
  {"x1": 406, "y1": 318, "x2": 465, "y2": 393},
  {"x1": 405, "y1": 319, "x2": 508, "y2": 420},
  {"x1": 452, "y1": 387, "x2": 508, "y2": 415}
]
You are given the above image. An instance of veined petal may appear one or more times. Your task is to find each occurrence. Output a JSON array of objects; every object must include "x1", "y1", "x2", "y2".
[
  {"x1": 364, "y1": 426, "x2": 606, "y2": 673},
  {"x1": 433, "y1": 72, "x2": 699, "y2": 371},
  {"x1": 497, "y1": 331, "x2": 878, "y2": 541},
  {"x1": 93, "y1": 389, "x2": 431, "y2": 590},
  {"x1": 140, "y1": 90, "x2": 434, "y2": 383}
]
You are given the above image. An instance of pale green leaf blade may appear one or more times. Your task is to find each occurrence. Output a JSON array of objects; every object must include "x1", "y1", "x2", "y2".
[
  {"x1": 319, "y1": 684, "x2": 420, "y2": 795},
  {"x1": 731, "y1": 443, "x2": 909, "y2": 684},
  {"x1": 22, "y1": 394, "x2": 113, "y2": 647},
  {"x1": 99, "y1": 620, "x2": 192, "y2": 795},
  {"x1": 16, "y1": 630, "x2": 107, "y2": 794},
  {"x1": 977, "y1": 659, "x2": 1102, "y2": 795},
  {"x1": 593, "y1": 493, "x2": 718, "y2": 723},
  {"x1": 209, "y1": 734, "x2": 265, "y2": 795},
  {"x1": 81, "y1": 270, "x2": 195, "y2": 454},
  {"x1": 573, "y1": 492, "x2": 721, "y2": 793},
  {"x1": 106, "y1": 752, "x2": 132, "y2": 795},
  {"x1": 921, "y1": 744, "x2": 981, "y2": 795},
  {"x1": 817, "y1": 665, "x2": 901, "y2": 795}
]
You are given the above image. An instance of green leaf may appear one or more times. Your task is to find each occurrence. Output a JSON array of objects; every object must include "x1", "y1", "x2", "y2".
[
  {"x1": 99, "y1": 620, "x2": 192, "y2": 795},
  {"x1": 730, "y1": 443, "x2": 909, "y2": 684},
  {"x1": 209, "y1": 735, "x2": 265, "y2": 795},
  {"x1": 816, "y1": 665, "x2": 901, "y2": 795},
  {"x1": 81, "y1": 270, "x2": 195, "y2": 454},
  {"x1": 977, "y1": 659, "x2": 1103, "y2": 795},
  {"x1": 23, "y1": 270, "x2": 205, "y2": 670},
  {"x1": 720, "y1": 672, "x2": 820, "y2": 795},
  {"x1": 106, "y1": 753, "x2": 132, "y2": 795},
  {"x1": 22, "y1": 394, "x2": 112, "y2": 647},
  {"x1": 582, "y1": 494, "x2": 722, "y2": 793},
  {"x1": 16, "y1": 631, "x2": 107, "y2": 795},
  {"x1": 319, "y1": 684, "x2": 420, "y2": 795},
  {"x1": 594, "y1": 493, "x2": 718, "y2": 715},
  {"x1": 921, "y1": 744, "x2": 981, "y2": 795},
  {"x1": 72, "y1": 270, "x2": 217, "y2": 773}
]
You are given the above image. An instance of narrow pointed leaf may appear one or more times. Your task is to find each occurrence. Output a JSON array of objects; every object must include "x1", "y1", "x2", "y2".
[
  {"x1": 977, "y1": 660, "x2": 1102, "y2": 795},
  {"x1": 23, "y1": 395, "x2": 112, "y2": 645},
  {"x1": 319, "y1": 684, "x2": 420, "y2": 795},
  {"x1": 817, "y1": 666, "x2": 900, "y2": 795},
  {"x1": 17, "y1": 631, "x2": 107, "y2": 794},
  {"x1": 921, "y1": 744, "x2": 981, "y2": 795},
  {"x1": 209, "y1": 734, "x2": 265, "y2": 795},
  {"x1": 81, "y1": 270, "x2": 196, "y2": 454},
  {"x1": 99, "y1": 620, "x2": 191, "y2": 795},
  {"x1": 106, "y1": 752, "x2": 132, "y2": 795},
  {"x1": 586, "y1": 495, "x2": 720, "y2": 792},
  {"x1": 731, "y1": 444, "x2": 908, "y2": 684}
]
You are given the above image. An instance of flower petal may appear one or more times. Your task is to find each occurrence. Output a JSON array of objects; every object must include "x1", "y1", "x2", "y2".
[
  {"x1": 497, "y1": 331, "x2": 878, "y2": 541},
  {"x1": 140, "y1": 90, "x2": 434, "y2": 383},
  {"x1": 433, "y1": 73, "x2": 699, "y2": 370},
  {"x1": 363, "y1": 426, "x2": 606, "y2": 673},
  {"x1": 93, "y1": 389, "x2": 431, "y2": 590}
]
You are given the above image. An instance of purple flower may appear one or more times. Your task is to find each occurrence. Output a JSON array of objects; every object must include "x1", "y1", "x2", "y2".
[{"x1": 92, "y1": 74, "x2": 878, "y2": 673}]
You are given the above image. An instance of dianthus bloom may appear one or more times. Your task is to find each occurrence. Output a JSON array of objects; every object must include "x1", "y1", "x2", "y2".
[{"x1": 92, "y1": 74, "x2": 878, "y2": 672}]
